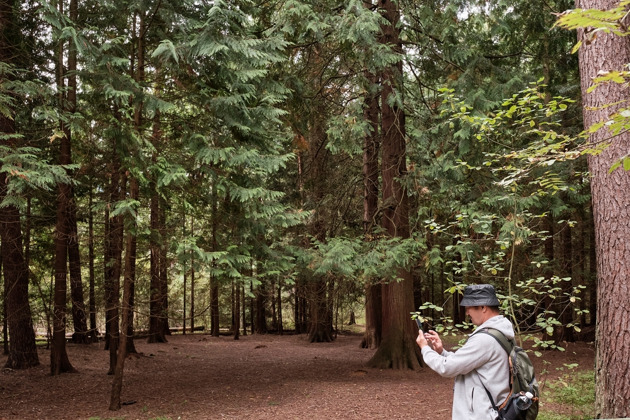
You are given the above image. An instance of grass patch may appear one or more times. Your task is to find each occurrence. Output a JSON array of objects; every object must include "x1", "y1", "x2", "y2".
[{"x1": 538, "y1": 370, "x2": 595, "y2": 420}]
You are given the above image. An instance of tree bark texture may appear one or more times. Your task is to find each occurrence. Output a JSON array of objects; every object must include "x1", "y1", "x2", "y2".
[
  {"x1": 577, "y1": 0, "x2": 630, "y2": 416},
  {"x1": 0, "y1": 0, "x2": 39, "y2": 370},
  {"x1": 361, "y1": 71, "x2": 382, "y2": 350},
  {"x1": 367, "y1": 0, "x2": 420, "y2": 370},
  {"x1": 305, "y1": 67, "x2": 333, "y2": 343}
]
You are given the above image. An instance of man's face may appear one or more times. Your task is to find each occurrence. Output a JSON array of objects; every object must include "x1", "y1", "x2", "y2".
[{"x1": 465, "y1": 305, "x2": 484, "y2": 326}]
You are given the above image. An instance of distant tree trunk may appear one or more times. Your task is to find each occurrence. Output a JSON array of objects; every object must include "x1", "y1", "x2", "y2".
[
  {"x1": 577, "y1": 1, "x2": 630, "y2": 415},
  {"x1": 122, "y1": 177, "x2": 138, "y2": 355},
  {"x1": 148, "y1": 111, "x2": 167, "y2": 344},
  {"x1": 110, "y1": 209, "x2": 135, "y2": 409},
  {"x1": 277, "y1": 280, "x2": 283, "y2": 335},
  {"x1": 294, "y1": 280, "x2": 307, "y2": 334},
  {"x1": 159, "y1": 201, "x2": 170, "y2": 337},
  {"x1": 542, "y1": 213, "x2": 555, "y2": 339},
  {"x1": 255, "y1": 281, "x2": 268, "y2": 334},
  {"x1": 2, "y1": 249, "x2": 7, "y2": 355},
  {"x1": 104, "y1": 152, "x2": 125, "y2": 374},
  {"x1": 242, "y1": 282, "x2": 247, "y2": 336},
  {"x1": 190, "y1": 232, "x2": 195, "y2": 333},
  {"x1": 249, "y1": 280, "x2": 254, "y2": 335},
  {"x1": 271, "y1": 278, "x2": 277, "y2": 330},
  {"x1": 65, "y1": 0, "x2": 88, "y2": 345},
  {"x1": 552, "y1": 219, "x2": 575, "y2": 343},
  {"x1": 68, "y1": 199, "x2": 89, "y2": 344},
  {"x1": 51, "y1": 0, "x2": 76, "y2": 373},
  {"x1": 367, "y1": 0, "x2": 420, "y2": 370},
  {"x1": 233, "y1": 280, "x2": 240, "y2": 340},
  {"x1": 88, "y1": 185, "x2": 98, "y2": 342},
  {"x1": 210, "y1": 181, "x2": 220, "y2": 337}
]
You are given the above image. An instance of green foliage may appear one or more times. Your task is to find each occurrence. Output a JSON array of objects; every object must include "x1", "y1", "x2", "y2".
[{"x1": 538, "y1": 370, "x2": 595, "y2": 420}]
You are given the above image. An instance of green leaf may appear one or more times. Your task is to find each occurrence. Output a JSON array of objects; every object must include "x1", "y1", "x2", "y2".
[{"x1": 152, "y1": 39, "x2": 179, "y2": 63}]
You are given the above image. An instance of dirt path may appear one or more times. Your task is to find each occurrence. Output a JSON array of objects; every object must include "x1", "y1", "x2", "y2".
[{"x1": 0, "y1": 332, "x2": 594, "y2": 419}]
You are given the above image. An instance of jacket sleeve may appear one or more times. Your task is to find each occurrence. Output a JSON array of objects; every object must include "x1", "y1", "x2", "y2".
[{"x1": 420, "y1": 333, "x2": 496, "y2": 378}]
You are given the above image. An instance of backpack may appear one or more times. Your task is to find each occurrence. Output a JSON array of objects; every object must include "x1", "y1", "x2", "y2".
[{"x1": 479, "y1": 328, "x2": 539, "y2": 420}]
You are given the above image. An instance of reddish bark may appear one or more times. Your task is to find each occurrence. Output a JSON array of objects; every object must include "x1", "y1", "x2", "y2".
[
  {"x1": 0, "y1": 0, "x2": 39, "y2": 371},
  {"x1": 577, "y1": 0, "x2": 630, "y2": 416},
  {"x1": 367, "y1": 0, "x2": 420, "y2": 370}
]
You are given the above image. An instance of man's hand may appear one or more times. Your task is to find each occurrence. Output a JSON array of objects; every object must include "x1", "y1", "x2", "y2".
[
  {"x1": 416, "y1": 330, "x2": 429, "y2": 349},
  {"x1": 424, "y1": 330, "x2": 444, "y2": 354}
]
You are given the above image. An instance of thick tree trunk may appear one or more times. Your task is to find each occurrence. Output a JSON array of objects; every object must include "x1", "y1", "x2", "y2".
[
  {"x1": 308, "y1": 278, "x2": 333, "y2": 342},
  {"x1": 577, "y1": 1, "x2": 630, "y2": 415},
  {"x1": 0, "y1": 17, "x2": 39, "y2": 364},
  {"x1": 361, "y1": 71, "x2": 382, "y2": 350},
  {"x1": 367, "y1": 0, "x2": 420, "y2": 370},
  {"x1": 0, "y1": 175, "x2": 39, "y2": 369}
]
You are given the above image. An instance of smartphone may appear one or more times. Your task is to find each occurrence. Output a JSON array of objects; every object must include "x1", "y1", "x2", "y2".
[
  {"x1": 415, "y1": 318, "x2": 432, "y2": 333},
  {"x1": 415, "y1": 318, "x2": 426, "y2": 333}
]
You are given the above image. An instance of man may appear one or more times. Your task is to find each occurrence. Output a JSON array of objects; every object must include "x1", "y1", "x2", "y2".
[{"x1": 416, "y1": 284, "x2": 513, "y2": 420}]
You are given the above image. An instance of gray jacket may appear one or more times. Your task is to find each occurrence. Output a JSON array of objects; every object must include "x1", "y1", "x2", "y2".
[{"x1": 421, "y1": 315, "x2": 514, "y2": 420}]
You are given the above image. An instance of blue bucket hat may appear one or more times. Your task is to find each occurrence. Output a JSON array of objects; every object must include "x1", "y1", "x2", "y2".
[{"x1": 460, "y1": 284, "x2": 500, "y2": 307}]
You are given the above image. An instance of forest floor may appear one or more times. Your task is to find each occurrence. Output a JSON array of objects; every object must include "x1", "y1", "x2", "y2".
[{"x1": 0, "y1": 329, "x2": 595, "y2": 420}]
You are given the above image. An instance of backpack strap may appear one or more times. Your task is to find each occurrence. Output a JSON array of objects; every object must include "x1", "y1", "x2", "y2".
[
  {"x1": 478, "y1": 328, "x2": 514, "y2": 356},
  {"x1": 477, "y1": 328, "x2": 514, "y2": 411}
]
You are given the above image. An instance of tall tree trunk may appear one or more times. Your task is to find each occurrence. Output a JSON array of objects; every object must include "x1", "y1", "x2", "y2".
[
  {"x1": 577, "y1": 1, "x2": 630, "y2": 415},
  {"x1": 233, "y1": 279, "x2": 240, "y2": 340},
  {"x1": 159, "y1": 199, "x2": 170, "y2": 337},
  {"x1": 148, "y1": 111, "x2": 167, "y2": 344},
  {"x1": 104, "y1": 154, "x2": 125, "y2": 373},
  {"x1": 123, "y1": 177, "x2": 139, "y2": 354},
  {"x1": 51, "y1": 0, "x2": 76, "y2": 373},
  {"x1": 367, "y1": 0, "x2": 420, "y2": 370},
  {"x1": 2, "y1": 249, "x2": 7, "y2": 356},
  {"x1": 210, "y1": 181, "x2": 220, "y2": 337},
  {"x1": 65, "y1": 0, "x2": 88, "y2": 345},
  {"x1": 255, "y1": 280, "x2": 268, "y2": 334},
  {"x1": 190, "y1": 219, "x2": 195, "y2": 333},
  {"x1": 361, "y1": 71, "x2": 382, "y2": 350},
  {"x1": 242, "y1": 282, "x2": 247, "y2": 336},
  {"x1": 305, "y1": 76, "x2": 333, "y2": 343},
  {"x1": 277, "y1": 280, "x2": 283, "y2": 335},
  {"x1": 88, "y1": 185, "x2": 98, "y2": 341},
  {"x1": 110, "y1": 210, "x2": 135, "y2": 409}
]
